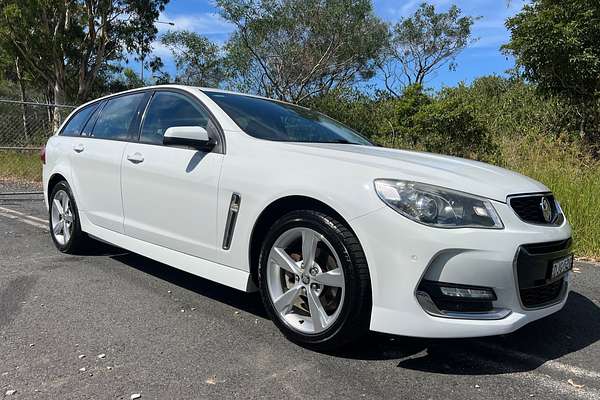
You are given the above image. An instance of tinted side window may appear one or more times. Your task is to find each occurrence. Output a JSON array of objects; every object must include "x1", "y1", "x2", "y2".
[
  {"x1": 92, "y1": 93, "x2": 146, "y2": 140},
  {"x1": 140, "y1": 92, "x2": 210, "y2": 145},
  {"x1": 60, "y1": 104, "x2": 99, "y2": 136},
  {"x1": 81, "y1": 101, "x2": 105, "y2": 137}
]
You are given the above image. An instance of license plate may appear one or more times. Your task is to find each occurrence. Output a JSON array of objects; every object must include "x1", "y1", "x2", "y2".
[{"x1": 550, "y1": 255, "x2": 573, "y2": 280}]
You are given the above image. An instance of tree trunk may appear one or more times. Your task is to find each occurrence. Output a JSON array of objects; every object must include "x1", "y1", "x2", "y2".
[
  {"x1": 14, "y1": 56, "x2": 30, "y2": 145},
  {"x1": 52, "y1": 80, "x2": 66, "y2": 133},
  {"x1": 51, "y1": 57, "x2": 67, "y2": 132},
  {"x1": 44, "y1": 86, "x2": 53, "y2": 132}
]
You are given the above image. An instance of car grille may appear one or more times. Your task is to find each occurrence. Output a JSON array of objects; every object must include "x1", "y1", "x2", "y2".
[
  {"x1": 520, "y1": 279, "x2": 565, "y2": 308},
  {"x1": 509, "y1": 194, "x2": 562, "y2": 225},
  {"x1": 515, "y1": 239, "x2": 572, "y2": 309},
  {"x1": 522, "y1": 239, "x2": 572, "y2": 255}
]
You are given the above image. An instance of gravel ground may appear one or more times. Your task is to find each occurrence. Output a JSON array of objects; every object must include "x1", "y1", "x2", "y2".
[
  {"x1": 1, "y1": 199, "x2": 599, "y2": 400},
  {"x1": 0, "y1": 179, "x2": 42, "y2": 194}
]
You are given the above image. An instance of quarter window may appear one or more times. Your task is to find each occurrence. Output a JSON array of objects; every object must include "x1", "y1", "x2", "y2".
[
  {"x1": 81, "y1": 101, "x2": 104, "y2": 137},
  {"x1": 60, "y1": 103, "x2": 99, "y2": 136},
  {"x1": 91, "y1": 93, "x2": 146, "y2": 140},
  {"x1": 140, "y1": 92, "x2": 210, "y2": 145}
]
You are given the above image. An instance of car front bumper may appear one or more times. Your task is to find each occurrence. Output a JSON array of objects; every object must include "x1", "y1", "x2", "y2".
[{"x1": 350, "y1": 200, "x2": 573, "y2": 338}]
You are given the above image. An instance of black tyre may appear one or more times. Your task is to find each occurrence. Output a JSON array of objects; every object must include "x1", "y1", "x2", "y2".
[
  {"x1": 258, "y1": 210, "x2": 372, "y2": 350},
  {"x1": 49, "y1": 180, "x2": 89, "y2": 254}
]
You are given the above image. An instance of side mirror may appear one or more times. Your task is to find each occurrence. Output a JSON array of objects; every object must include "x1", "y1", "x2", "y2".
[{"x1": 163, "y1": 126, "x2": 216, "y2": 151}]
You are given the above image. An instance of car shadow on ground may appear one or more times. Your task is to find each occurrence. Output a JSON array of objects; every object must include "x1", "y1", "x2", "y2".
[
  {"x1": 103, "y1": 245, "x2": 600, "y2": 375},
  {"x1": 108, "y1": 249, "x2": 268, "y2": 318},
  {"x1": 335, "y1": 291, "x2": 600, "y2": 375}
]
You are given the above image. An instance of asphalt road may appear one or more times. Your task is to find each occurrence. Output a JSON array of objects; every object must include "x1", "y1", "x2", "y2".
[{"x1": 1, "y1": 197, "x2": 599, "y2": 400}]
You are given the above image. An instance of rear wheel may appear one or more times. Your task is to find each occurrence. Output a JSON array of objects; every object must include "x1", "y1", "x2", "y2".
[
  {"x1": 49, "y1": 181, "x2": 89, "y2": 253},
  {"x1": 258, "y1": 210, "x2": 371, "y2": 350}
]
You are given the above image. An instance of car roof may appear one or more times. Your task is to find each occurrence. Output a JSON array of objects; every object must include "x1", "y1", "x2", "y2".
[{"x1": 74, "y1": 84, "x2": 299, "y2": 111}]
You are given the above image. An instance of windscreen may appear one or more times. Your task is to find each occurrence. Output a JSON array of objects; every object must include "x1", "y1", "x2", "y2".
[{"x1": 204, "y1": 91, "x2": 372, "y2": 146}]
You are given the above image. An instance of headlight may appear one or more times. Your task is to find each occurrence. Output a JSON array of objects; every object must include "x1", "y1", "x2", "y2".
[{"x1": 374, "y1": 179, "x2": 503, "y2": 229}]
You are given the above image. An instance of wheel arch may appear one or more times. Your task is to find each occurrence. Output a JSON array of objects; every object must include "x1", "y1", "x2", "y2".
[
  {"x1": 248, "y1": 195, "x2": 363, "y2": 286},
  {"x1": 47, "y1": 173, "x2": 68, "y2": 203}
]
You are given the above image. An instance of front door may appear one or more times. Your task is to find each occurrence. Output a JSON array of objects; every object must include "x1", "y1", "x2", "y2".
[{"x1": 121, "y1": 91, "x2": 223, "y2": 260}]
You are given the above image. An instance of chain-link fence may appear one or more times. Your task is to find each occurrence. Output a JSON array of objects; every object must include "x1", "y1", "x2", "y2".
[{"x1": 0, "y1": 99, "x2": 75, "y2": 195}]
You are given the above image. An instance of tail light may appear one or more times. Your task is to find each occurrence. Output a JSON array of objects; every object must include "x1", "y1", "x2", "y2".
[{"x1": 40, "y1": 146, "x2": 46, "y2": 164}]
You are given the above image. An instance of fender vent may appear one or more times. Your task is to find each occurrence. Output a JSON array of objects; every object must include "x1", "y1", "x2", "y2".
[{"x1": 222, "y1": 193, "x2": 241, "y2": 250}]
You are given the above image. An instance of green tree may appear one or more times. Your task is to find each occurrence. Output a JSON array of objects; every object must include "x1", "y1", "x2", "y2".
[
  {"x1": 379, "y1": 3, "x2": 477, "y2": 97},
  {"x1": 161, "y1": 30, "x2": 225, "y2": 87},
  {"x1": 217, "y1": 0, "x2": 388, "y2": 103},
  {"x1": 503, "y1": 0, "x2": 600, "y2": 148},
  {"x1": 0, "y1": 0, "x2": 168, "y2": 125},
  {"x1": 372, "y1": 84, "x2": 431, "y2": 145},
  {"x1": 409, "y1": 87, "x2": 496, "y2": 160},
  {"x1": 122, "y1": 67, "x2": 146, "y2": 89},
  {"x1": 305, "y1": 88, "x2": 380, "y2": 138}
]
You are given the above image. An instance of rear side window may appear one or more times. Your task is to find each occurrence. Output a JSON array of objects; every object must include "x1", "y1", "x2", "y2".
[
  {"x1": 60, "y1": 103, "x2": 99, "y2": 136},
  {"x1": 81, "y1": 101, "x2": 104, "y2": 137},
  {"x1": 140, "y1": 92, "x2": 210, "y2": 145},
  {"x1": 92, "y1": 93, "x2": 146, "y2": 140}
]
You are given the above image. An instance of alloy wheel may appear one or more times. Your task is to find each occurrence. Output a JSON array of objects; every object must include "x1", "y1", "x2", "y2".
[
  {"x1": 50, "y1": 189, "x2": 74, "y2": 246},
  {"x1": 266, "y1": 227, "x2": 346, "y2": 334}
]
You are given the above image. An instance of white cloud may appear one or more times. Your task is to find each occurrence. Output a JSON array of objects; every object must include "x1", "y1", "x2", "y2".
[{"x1": 151, "y1": 41, "x2": 173, "y2": 59}]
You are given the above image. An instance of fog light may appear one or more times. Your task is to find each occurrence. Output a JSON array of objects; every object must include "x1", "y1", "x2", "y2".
[
  {"x1": 440, "y1": 286, "x2": 495, "y2": 300},
  {"x1": 417, "y1": 280, "x2": 497, "y2": 314}
]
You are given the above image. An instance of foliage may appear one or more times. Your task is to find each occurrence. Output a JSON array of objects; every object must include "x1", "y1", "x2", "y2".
[
  {"x1": 407, "y1": 88, "x2": 496, "y2": 160},
  {"x1": 370, "y1": 85, "x2": 431, "y2": 145},
  {"x1": 309, "y1": 84, "x2": 495, "y2": 161},
  {"x1": 379, "y1": 3, "x2": 477, "y2": 97},
  {"x1": 120, "y1": 68, "x2": 146, "y2": 90},
  {"x1": 0, "y1": 0, "x2": 169, "y2": 106},
  {"x1": 503, "y1": 0, "x2": 600, "y2": 148},
  {"x1": 218, "y1": 0, "x2": 388, "y2": 102},
  {"x1": 303, "y1": 88, "x2": 380, "y2": 139},
  {"x1": 161, "y1": 30, "x2": 225, "y2": 87}
]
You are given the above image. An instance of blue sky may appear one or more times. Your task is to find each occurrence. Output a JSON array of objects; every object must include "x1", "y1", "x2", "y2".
[{"x1": 143, "y1": 0, "x2": 528, "y2": 90}]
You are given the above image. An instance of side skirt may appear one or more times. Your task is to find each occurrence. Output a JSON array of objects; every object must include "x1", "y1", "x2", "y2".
[{"x1": 80, "y1": 212, "x2": 256, "y2": 292}]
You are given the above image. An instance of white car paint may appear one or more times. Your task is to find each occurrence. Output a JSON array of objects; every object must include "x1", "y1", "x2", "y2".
[
  {"x1": 43, "y1": 85, "x2": 572, "y2": 338},
  {"x1": 70, "y1": 139, "x2": 128, "y2": 233},
  {"x1": 121, "y1": 141, "x2": 224, "y2": 260}
]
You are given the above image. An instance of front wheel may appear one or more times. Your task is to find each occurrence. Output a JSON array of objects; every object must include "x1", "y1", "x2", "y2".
[{"x1": 258, "y1": 210, "x2": 372, "y2": 350}]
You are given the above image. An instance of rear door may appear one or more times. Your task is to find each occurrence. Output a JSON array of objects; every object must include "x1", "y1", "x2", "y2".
[
  {"x1": 121, "y1": 90, "x2": 224, "y2": 260},
  {"x1": 70, "y1": 92, "x2": 149, "y2": 233}
]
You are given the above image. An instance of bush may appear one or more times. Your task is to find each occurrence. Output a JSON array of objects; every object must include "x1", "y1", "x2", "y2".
[
  {"x1": 407, "y1": 88, "x2": 497, "y2": 160},
  {"x1": 370, "y1": 85, "x2": 431, "y2": 147},
  {"x1": 309, "y1": 85, "x2": 495, "y2": 160},
  {"x1": 457, "y1": 76, "x2": 579, "y2": 141},
  {"x1": 303, "y1": 88, "x2": 380, "y2": 139}
]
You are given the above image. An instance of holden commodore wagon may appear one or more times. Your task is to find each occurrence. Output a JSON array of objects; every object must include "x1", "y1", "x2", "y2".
[{"x1": 42, "y1": 85, "x2": 573, "y2": 349}]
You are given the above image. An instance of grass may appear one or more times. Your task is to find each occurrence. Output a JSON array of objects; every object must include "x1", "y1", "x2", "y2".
[
  {"x1": 0, "y1": 150, "x2": 43, "y2": 182},
  {"x1": 500, "y1": 136, "x2": 600, "y2": 260}
]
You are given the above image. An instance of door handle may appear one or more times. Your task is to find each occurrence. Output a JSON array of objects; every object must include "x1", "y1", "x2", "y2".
[
  {"x1": 73, "y1": 144, "x2": 85, "y2": 153},
  {"x1": 126, "y1": 152, "x2": 144, "y2": 164}
]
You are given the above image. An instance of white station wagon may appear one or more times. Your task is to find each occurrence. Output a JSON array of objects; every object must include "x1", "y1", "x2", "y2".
[{"x1": 43, "y1": 85, "x2": 573, "y2": 349}]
